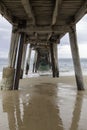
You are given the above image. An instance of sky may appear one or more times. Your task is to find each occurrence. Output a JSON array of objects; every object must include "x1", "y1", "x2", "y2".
[
  {"x1": 0, "y1": 14, "x2": 87, "y2": 59},
  {"x1": 59, "y1": 14, "x2": 87, "y2": 58}
]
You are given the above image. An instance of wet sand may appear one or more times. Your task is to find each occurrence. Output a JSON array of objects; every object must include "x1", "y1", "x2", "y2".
[{"x1": 0, "y1": 75, "x2": 87, "y2": 130}]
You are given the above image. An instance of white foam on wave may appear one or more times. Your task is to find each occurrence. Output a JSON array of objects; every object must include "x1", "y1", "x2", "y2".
[{"x1": 23, "y1": 71, "x2": 39, "y2": 78}]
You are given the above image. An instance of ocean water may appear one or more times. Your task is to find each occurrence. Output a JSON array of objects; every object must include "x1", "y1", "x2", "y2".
[
  {"x1": 0, "y1": 58, "x2": 87, "y2": 79},
  {"x1": 58, "y1": 58, "x2": 87, "y2": 76}
]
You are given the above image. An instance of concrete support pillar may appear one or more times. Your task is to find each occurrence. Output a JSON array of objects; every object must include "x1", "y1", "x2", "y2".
[
  {"x1": 20, "y1": 43, "x2": 27, "y2": 79},
  {"x1": 0, "y1": 26, "x2": 19, "y2": 90},
  {"x1": 50, "y1": 42, "x2": 56, "y2": 77},
  {"x1": 11, "y1": 33, "x2": 20, "y2": 68},
  {"x1": 8, "y1": 26, "x2": 19, "y2": 67},
  {"x1": 54, "y1": 43, "x2": 59, "y2": 77},
  {"x1": 0, "y1": 67, "x2": 15, "y2": 90},
  {"x1": 69, "y1": 25, "x2": 84, "y2": 90},
  {"x1": 33, "y1": 50, "x2": 37, "y2": 73},
  {"x1": 14, "y1": 32, "x2": 25, "y2": 90},
  {"x1": 35, "y1": 51, "x2": 39, "y2": 72},
  {"x1": 25, "y1": 45, "x2": 32, "y2": 75},
  {"x1": 48, "y1": 50, "x2": 51, "y2": 68}
]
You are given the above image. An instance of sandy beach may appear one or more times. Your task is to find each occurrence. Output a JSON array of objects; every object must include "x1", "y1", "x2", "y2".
[{"x1": 0, "y1": 75, "x2": 87, "y2": 130}]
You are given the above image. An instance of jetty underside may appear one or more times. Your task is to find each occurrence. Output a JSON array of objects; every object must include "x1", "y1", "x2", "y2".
[{"x1": 0, "y1": 0, "x2": 87, "y2": 90}]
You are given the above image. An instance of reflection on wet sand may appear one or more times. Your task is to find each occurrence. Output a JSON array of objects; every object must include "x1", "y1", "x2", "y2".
[
  {"x1": 0, "y1": 77, "x2": 87, "y2": 130},
  {"x1": 70, "y1": 92, "x2": 84, "y2": 130},
  {"x1": 1, "y1": 84, "x2": 64, "y2": 130}
]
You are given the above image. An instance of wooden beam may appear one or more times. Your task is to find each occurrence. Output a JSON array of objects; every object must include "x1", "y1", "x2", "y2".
[
  {"x1": 74, "y1": 0, "x2": 87, "y2": 23},
  {"x1": 19, "y1": 25, "x2": 70, "y2": 33},
  {"x1": 52, "y1": 0, "x2": 62, "y2": 25},
  {"x1": 0, "y1": 1, "x2": 13, "y2": 23},
  {"x1": 21, "y1": 0, "x2": 35, "y2": 25}
]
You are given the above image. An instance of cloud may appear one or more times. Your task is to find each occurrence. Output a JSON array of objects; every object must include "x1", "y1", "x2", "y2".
[
  {"x1": 58, "y1": 14, "x2": 87, "y2": 58},
  {"x1": 76, "y1": 14, "x2": 87, "y2": 44},
  {"x1": 0, "y1": 14, "x2": 11, "y2": 28},
  {"x1": 58, "y1": 44, "x2": 72, "y2": 58},
  {"x1": 0, "y1": 49, "x2": 9, "y2": 58},
  {"x1": 78, "y1": 44, "x2": 87, "y2": 58},
  {"x1": 60, "y1": 33, "x2": 70, "y2": 45},
  {"x1": 60, "y1": 14, "x2": 87, "y2": 45},
  {"x1": 0, "y1": 15, "x2": 12, "y2": 58},
  {"x1": 58, "y1": 43, "x2": 87, "y2": 58}
]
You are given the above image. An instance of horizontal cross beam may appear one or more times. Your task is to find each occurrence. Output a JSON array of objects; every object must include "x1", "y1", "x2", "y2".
[{"x1": 18, "y1": 25, "x2": 70, "y2": 34}]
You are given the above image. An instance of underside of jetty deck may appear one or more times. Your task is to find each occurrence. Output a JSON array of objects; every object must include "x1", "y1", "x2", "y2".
[
  {"x1": 0, "y1": 0, "x2": 86, "y2": 41},
  {"x1": 0, "y1": 0, "x2": 87, "y2": 90}
]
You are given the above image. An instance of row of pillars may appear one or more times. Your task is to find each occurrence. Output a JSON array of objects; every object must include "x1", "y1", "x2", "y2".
[
  {"x1": 0, "y1": 24, "x2": 84, "y2": 90},
  {"x1": 25, "y1": 44, "x2": 59, "y2": 77}
]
